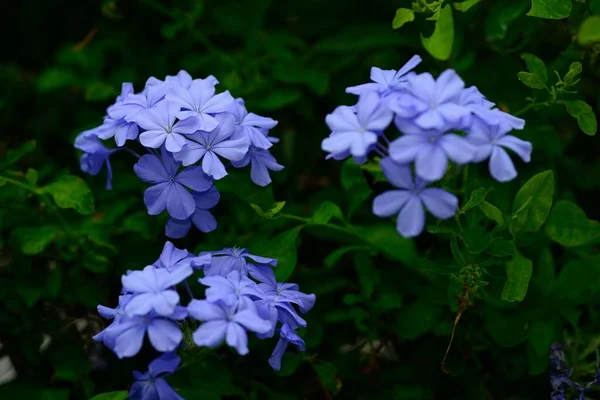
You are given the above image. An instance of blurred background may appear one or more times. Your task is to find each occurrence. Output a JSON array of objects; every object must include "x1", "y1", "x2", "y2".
[{"x1": 1, "y1": 0, "x2": 600, "y2": 399}]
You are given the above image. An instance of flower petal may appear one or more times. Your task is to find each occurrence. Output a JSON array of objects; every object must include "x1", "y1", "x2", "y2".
[
  {"x1": 420, "y1": 188, "x2": 458, "y2": 219},
  {"x1": 396, "y1": 196, "x2": 425, "y2": 238},
  {"x1": 372, "y1": 190, "x2": 413, "y2": 218}
]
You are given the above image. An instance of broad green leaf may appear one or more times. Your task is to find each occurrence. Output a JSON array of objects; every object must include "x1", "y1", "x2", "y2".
[
  {"x1": 343, "y1": 293, "x2": 363, "y2": 305},
  {"x1": 521, "y1": 53, "x2": 548, "y2": 84},
  {"x1": 578, "y1": 16, "x2": 600, "y2": 46},
  {"x1": 0, "y1": 140, "x2": 36, "y2": 169},
  {"x1": 17, "y1": 283, "x2": 44, "y2": 307},
  {"x1": 396, "y1": 300, "x2": 442, "y2": 339},
  {"x1": 341, "y1": 158, "x2": 372, "y2": 216},
  {"x1": 563, "y1": 100, "x2": 597, "y2": 136},
  {"x1": 591, "y1": 0, "x2": 600, "y2": 14},
  {"x1": 274, "y1": 353, "x2": 306, "y2": 377},
  {"x1": 426, "y1": 225, "x2": 457, "y2": 235},
  {"x1": 310, "y1": 201, "x2": 343, "y2": 224},
  {"x1": 563, "y1": 62, "x2": 582, "y2": 85},
  {"x1": 529, "y1": 320, "x2": 558, "y2": 356},
  {"x1": 251, "y1": 226, "x2": 303, "y2": 281},
  {"x1": 517, "y1": 71, "x2": 546, "y2": 89},
  {"x1": 373, "y1": 291, "x2": 403, "y2": 311},
  {"x1": 509, "y1": 170, "x2": 554, "y2": 236},
  {"x1": 15, "y1": 225, "x2": 61, "y2": 255},
  {"x1": 355, "y1": 224, "x2": 417, "y2": 264},
  {"x1": 453, "y1": 0, "x2": 483, "y2": 12},
  {"x1": 392, "y1": 8, "x2": 415, "y2": 29},
  {"x1": 42, "y1": 175, "x2": 94, "y2": 215},
  {"x1": 486, "y1": 310, "x2": 530, "y2": 347},
  {"x1": 545, "y1": 200, "x2": 600, "y2": 246},
  {"x1": 312, "y1": 361, "x2": 342, "y2": 395},
  {"x1": 421, "y1": 5, "x2": 454, "y2": 61},
  {"x1": 527, "y1": 0, "x2": 572, "y2": 19},
  {"x1": 24, "y1": 168, "x2": 38, "y2": 186},
  {"x1": 501, "y1": 248, "x2": 533, "y2": 302},
  {"x1": 479, "y1": 201, "x2": 505, "y2": 225},
  {"x1": 253, "y1": 89, "x2": 302, "y2": 110},
  {"x1": 486, "y1": 239, "x2": 515, "y2": 257},
  {"x1": 215, "y1": 169, "x2": 274, "y2": 207},
  {"x1": 250, "y1": 201, "x2": 286, "y2": 218},
  {"x1": 353, "y1": 252, "x2": 378, "y2": 298},
  {"x1": 89, "y1": 392, "x2": 128, "y2": 400},
  {"x1": 463, "y1": 226, "x2": 492, "y2": 253},
  {"x1": 324, "y1": 245, "x2": 372, "y2": 268},
  {"x1": 36, "y1": 68, "x2": 77, "y2": 92},
  {"x1": 85, "y1": 82, "x2": 118, "y2": 102},
  {"x1": 485, "y1": 0, "x2": 529, "y2": 41},
  {"x1": 460, "y1": 188, "x2": 486, "y2": 213},
  {"x1": 557, "y1": 258, "x2": 600, "y2": 304}
]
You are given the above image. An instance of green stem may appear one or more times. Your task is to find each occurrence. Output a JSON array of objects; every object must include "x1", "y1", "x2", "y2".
[
  {"x1": 513, "y1": 101, "x2": 550, "y2": 117},
  {"x1": 0, "y1": 176, "x2": 39, "y2": 194},
  {"x1": 279, "y1": 212, "x2": 361, "y2": 238}
]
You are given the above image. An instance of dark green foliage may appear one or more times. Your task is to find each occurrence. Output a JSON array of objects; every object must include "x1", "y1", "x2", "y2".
[{"x1": 2, "y1": 0, "x2": 600, "y2": 399}]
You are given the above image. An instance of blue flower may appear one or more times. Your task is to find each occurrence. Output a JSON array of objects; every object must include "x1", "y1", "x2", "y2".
[
  {"x1": 392, "y1": 70, "x2": 467, "y2": 131},
  {"x1": 173, "y1": 113, "x2": 250, "y2": 179},
  {"x1": 93, "y1": 307, "x2": 187, "y2": 358},
  {"x1": 129, "y1": 352, "x2": 183, "y2": 400},
  {"x1": 199, "y1": 270, "x2": 261, "y2": 306},
  {"x1": 231, "y1": 146, "x2": 284, "y2": 187},
  {"x1": 137, "y1": 101, "x2": 200, "y2": 153},
  {"x1": 389, "y1": 118, "x2": 476, "y2": 181},
  {"x1": 96, "y1": 117, "x2": 139, "y2": 147},
  {"x1": 321, "y1": 92, "x2": 393, "y2": 158},
  {"x1": 202, "y1": 247, "x2": 277, "y2": 277},
  {"x1": 346, "y1": 55, "x2": 422, "y2": 96},
  {"x1": 165, "y1": 186, "x2": 220, "y2": 239},
  {"x1": 187, "y1": 297, "x2": 272, "y2": 355},
  {"x1": 74, "y1": 129, "x2": 117, "y2": 190},
  {"x1": 108, "y1": 83, "x2": 168, "y2": 123},
  {"x1": 268, "y1": 324, "x2": 306, "y2": 371},
  {"x1": 466, "y1": 113, "x2": 532, "y2": 182},
  {"x1": 153, "y1": 241, "x2": 212, "y2": 272},
  {"x1": 134, "y1": 148, "x2": 213, "y2": 220},
  {"x1": 372, "y1": 158, "x2": 458, "y2": 238},
  {"x1": 166, "y1": 78, "x2": 234, "y2": 132},
  {"x1": 228, "y1": 98, "x2": 278, "y2": 149},
  {"x1": 121, "y1": 265, "x2": 193, "y2": 317}
]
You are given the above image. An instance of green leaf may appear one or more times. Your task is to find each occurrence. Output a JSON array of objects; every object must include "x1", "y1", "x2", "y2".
[
  {"x1": 392, "y1": 8, "x2": 415, "y2": 29},
  {"x1": 462, "y1": 226, "x2": 492, "y2": 253},
  {"x1": 25, "y1": 168, "x2": 38, "y2": 186},
  {"x1": 254, "y1": 89, "x2": 302, "y2": 110},
  {"x1": 563, "y1": 62, "x2": 582, "y2": 85},
  {"x1": 324, "y1": 245, "x2": 372, "y2": 268},
  {"x1": 453, "y1": 0, "x2": 483, "y2": 12},
  {"x1": 563, "y1": 100, "x2": 597, "y2": 136},
  {"x1": 509, "y1": 170, "x2": 554, "y2": 236},
  {"x1": 89, "y1": 392, "x2": 128, "y2": 400},
  {"x1": 15, "y1": 225, "x2": 61, "y2": 255},
  {"x1": 517, "y1": 71, "x2": 547, "y2": 89},
  {"x1": 312, "y1": 361, "x2": 341, "y2": 395},
  {"x1": 85, "y1": 82, "x2": 118, "y2": 102},
  {"x1": 486, "y1": 310, "x2": 530, "y2": 347},
  {"x1": 460, "y1": 188, "x2": 486, "y2": 213},
  {"x1": 479, "y1": 201, "x2": 505, "y2": 225},
  {"x1": 373, "y1": 291, "x2": 403, "y2": 311},
  {"x1": 578, "y1": 16, "x2": 600, "y2": 46},
  {"x1": 501, "y1": 248, "x2": 533, "y2": 302},
  {"x1": 396, "y1": 300, "x2": 442, "y2": 339},
  {"x1": 545, "y1": 200, "x2": 600, "y2": 247},
  {"x1": 250, "y1": 201, "x2": 286, "y2": 218},
  {"x1": 341, "y1": 158, "x2": 372, "y2": 216},
  {"x1": 17, "y1": 283, "x2": 44, "y2": 307},
  {"x1": 310, "y1": 201, "x2": 343, "y2": 224},
  {"x1": 0, "y1": 140, "x2": 36, "y2": 169},
  {"x1": 251, "y1": 226, "x2": 303, "y2": 281},
  {"x1": 353, "y1": 252, "x2": 378, "y2": 298},
  {"x1": 521, "y1": 53, "x2": 548, "y2": 84},
  {"x1": 355, "y1": 224, "x2": 417, "y2": 264},
  {"x1": 343, "y1": 293, "x2": 363, "y2": 305},
  {"x1": 527, "y1": 0, "x2": 572, "y2": 19},
  {"x1": 486, "y1": 239, "x2": 516, "y2": 257},
  {"x1": 485, "y1": 0, "x2": 529, "y2": 41},
  {"x1": 529, "y1": 320, "x2": 558, "y2": 356},
  {"x1": 42, "y1": 175, "x2": 95, "y2": 215},
  {"x1": 421, "y1": 5, "x2": 454, "y2": 61},
  {"x1": 557, "y1": 258, "x2": 600, "y2": 304},
  {"x1": 274, "y1": 353, "x2": 306, "y2": 377}
]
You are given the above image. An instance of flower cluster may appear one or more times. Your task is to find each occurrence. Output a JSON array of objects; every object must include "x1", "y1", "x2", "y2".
[
  {"x1": 549, "y1": 343, "x2": 600, "y2": 400},
  {"x1": 94, "y1": 241, "x2": 315, "y2": 398},
  {"x1": 74, "y1": 70, "x2": 283, "y2": 238},
  {"x1": 321, "y1": 55, "x2": 533, "y2": 238}
]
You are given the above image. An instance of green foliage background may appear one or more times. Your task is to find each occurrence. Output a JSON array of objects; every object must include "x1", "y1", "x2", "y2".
[{"x1": 2, "y1": 0, "x2": 600, "y2": 398}]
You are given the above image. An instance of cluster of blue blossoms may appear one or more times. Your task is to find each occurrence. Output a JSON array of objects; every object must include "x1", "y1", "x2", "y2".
[
  {"x1": 74, "y1": 70, "x2": 283, "y2": 238},
  {"x1": 321, "y1": 55, "x2": 533, "y2": 238},
  {"x1": 94, "y1": 241, "x2": 315, "y2": 399},
  {"x1": 549, "y1": 343, "x2": 600, "y2": 400}
]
